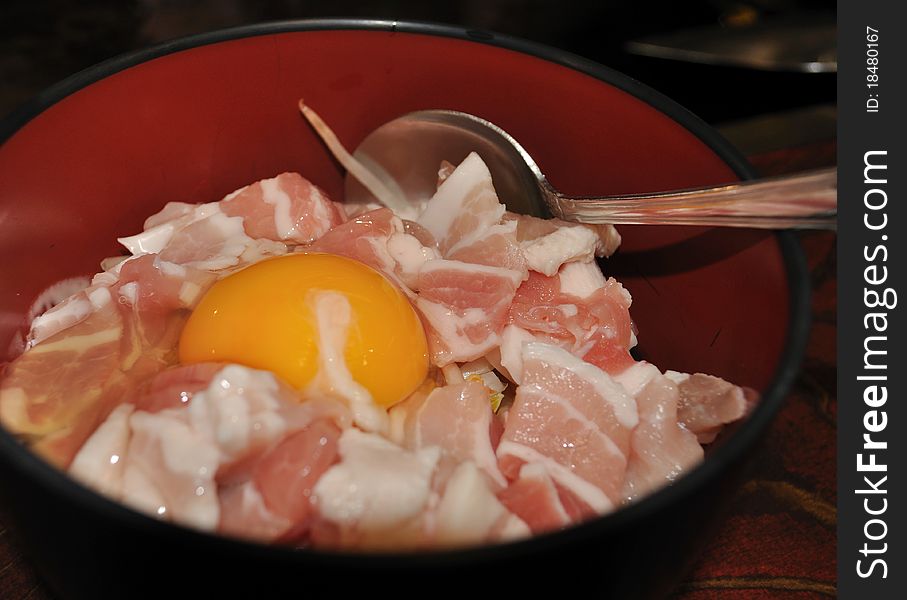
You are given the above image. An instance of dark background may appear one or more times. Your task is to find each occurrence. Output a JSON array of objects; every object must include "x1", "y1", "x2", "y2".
[{"x1": 1, "y1": 0, "x2": 835, "y2": 128}]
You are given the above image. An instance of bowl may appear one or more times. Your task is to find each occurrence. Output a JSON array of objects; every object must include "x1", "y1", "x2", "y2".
[{"x1": 0, "y1": 19, "x2": 809, "y2": 599}]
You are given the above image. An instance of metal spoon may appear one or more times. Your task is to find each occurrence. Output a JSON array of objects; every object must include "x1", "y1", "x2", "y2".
[{"x1": 343, "y1": 109, "x2": 836, "y2": 230}]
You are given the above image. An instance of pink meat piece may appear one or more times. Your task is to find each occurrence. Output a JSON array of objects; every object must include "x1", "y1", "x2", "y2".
[
  {"x1": 401, "y1": 219, "x2": 438, "y2": 248},
  {"x1": 429, "y1": 459, "x2": 530, "y2": 546},
  {"x1": 215, "y1": 395, "x2": 350, "y2": 487},
  {"x1": 133, "y1": 363, "x2": 226, "y2": 413},
  {"x1": 497, "y1": 463, "x2": 572, "y2": 534},
  {"x1": 116, "y1": 255, "x2": 216, "y2": 311},
  {"x1": 307, "y1": 207, "x2": 440, "y2": 295},
  {"x1": 218, "y1": 418, "x2": 344, "y2": 544},
  {"x1": 622, "y1": 375, "x2": 704, "y2": 502},
  {"x1": 252, "y1": 419, "x2": 342, "y2": 526},
  {"x1": 1, "y1": 291, "x2": 125, "y2": 468},
  {"x1": 156, "y1": 212, "x2": 254, "y2": 270},
  {"x1": 447, "y1": 220, "x2": 527, "y2": 275},
  {"x1": 580, "y1": 333, "x2": 637, "y2": 376},
  {"x1": 1, "y1": 256, "x2": 216, "y2": 468},
  {"x1": 507, "y1": 212, "x2": 621, "y2": 262},
  {"x1": 390, "y1": 380, "x2": 505, "y2": 487},
  {"x1": 219, "y1": 172, "x2": 345, "y2": 244},
  {"x1": 555, "y1": 483, "x2": 599, "y2": 521},
  {"x1": 507, "y1": 269, "x2": 635, "y2": 375},
  {"x1": 415, "y1": 260, "x2": 523, "y2": 365},
  {"x1": 675, "y1": 373, "x2": 750, "y2": 442},
  {"x1": 127, "y1": 363, "x2": 345, "y2": 541},
  {"x1": 109, "y1": 366, "x2": 350, "y2": 536},
  {"x1": 306, "y1": 428, "x2": 444, "y2": 549},
  {"x1": 131, "y1": 173, "x2": 341, "y2": 273},
  {"x1": 496, "y1": 342, "x2": 638, "y2": 512},
  {"x1": 307, "y1": 207, "x2": 401, "y2": 279},
  {"x1": 410, "y1": 154, "x2": 529, "y2": 366},
  {"x1": 417, "y1": 152, "x2": 506, "y2": 255},
  {"x1": 419, "y1": 154, "x2": 527, "y2": 276},
  {"x1": 114, "y1": 255, "x2": 217, "y2": 349}
]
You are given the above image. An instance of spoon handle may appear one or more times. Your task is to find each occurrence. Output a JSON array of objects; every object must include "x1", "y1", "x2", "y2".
[{"x1": 549, "y1": 168, "x2": 837, "y2": 230}]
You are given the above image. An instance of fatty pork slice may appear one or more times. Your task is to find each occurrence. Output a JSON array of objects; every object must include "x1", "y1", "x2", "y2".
[
  {"x1": 139, "y1": 172, "x2": 343, "y2": 246},
  {"x1": 433, "y1": 461, "x2": 530, "y2": 547},
  {"x1": 218, "y1": 482, "x2": 293, "y2": 542},
  {"x1": 506, "y1": 212, "x2": 622, "y2": 276},
  {"x1": 389, "y1": 380, "x2": 506, "y2": 487},
  {"x1": 413, "y1": 154, "x2": 530, "y2": 363},
  {"x1": 1, "y1": 287, "x2": 123, "y2": 468},
  {"x1": 666, "y1": 372, "x2": 751, "y2": 443},
  {"x1": 25, "y1": 254, "x2": 211, "y2": 349},
  {"x1": 120, "y1": 172, "x2": 344, "y2": 272},
  {"x1": 497, "y1": 342, "x2": 638, "y2": 513},
  {"x1": 1, "y1": 257, "x2": 215, "y2": 468},
  {"x1": 497, "y1": 462, "x2": 572, "y2": 534},
  {"x1": 416, "y1": 260, "x2": 524, "y2": 365},
  {"x1": 71, "y1": 364, "x2": 349, "y2": 537},
  {"x1": 220, "y1": 418, "x2": 343, "y2": 543},
  {"x1": 417, "y1": 152, "x2": 506, "y2": 256},
  {"x1": 505, "y1": 263, "x2": 635, "y2": 380},
  {"x1": 115, "y1": 255, "x2": 217, "y2": 353},
  {"x1": 156, "y1": 211, "x2": 272, "y2": 272},
  {"x1": 620, "y1": 374, "x2": 704, "y2": 502},
  {"x1": 312, "y1": 428, "x2": 441, "y2": 548},
  {"x1": 308, "y1": 207, "x2": 438, "y2": 292},
  {"x1": 121, "y1": 202, "x2": 285, "y2": 273},
  {"x1": 417, "y1": 152, "x2": 527, "y2": 276},
  {"x1": 219, "y1": 172, "x2": 345, "y2": 244},
  {"x1": 132, "y1": 363, "x2": 226, "y2": 413}
]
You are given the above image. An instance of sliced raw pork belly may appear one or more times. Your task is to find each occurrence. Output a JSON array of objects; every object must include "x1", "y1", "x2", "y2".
[
  {"x1": 132, "y1": 362, "x2": 226, "y2": 413},
  {"x1": 308, "y1": 207, "x2": 437, "y2": 292},
  {"x1": 1, "y1": 288, "x2": 124, "y2": 468},
  {"x1": 497, "y1": 462, "x2": 572, "y2": 534},
  {"x1": 620, "y1": 374, "x2": 704, "y2": 502},
  {"x1": 219, "y1": 172, "x2": 344, "y2": 244},
  {"x1": 219, "y1": 481, "x2": 292, "y2": 542},
  {"x1": 142, "y1": 172, "x2": 343, "y2": 246},
  {"x1": 504, "y1": 264, "x2": 635, "y2": 380},
  {"x1": 414, "y1": 153, "x2": 528, "y2": 365},
  {"x1": 68, "y1": 365, "x2": 350, "y2": 541},
  {"x1": 506, "y1": 212, "x2": 621, "y2": 276},
  {"x1": 667, "y1": 372, "x2": 750, "y2": 443},
  {"x1": 251, "y1": 419, "x2": 342, "y2": 527},
  {"x1": 122, "y1": 203, "x2": 284, "y2": 273},
  {"x1": 415, "y1": 260, "x2": 523, "y2": 365},
  {"x1": 120, "y1": 172, "x2": 343, "y2": 272},
  {"x1": 432, "y1": 460, "x2": 529, "y2": 546},
  {"x1": 417, "y1": 152, "x2": 507, "y2": 256},
  {"x1": 312, "y1": 428, "x2": 441, "y2": 548},
  {"x1": 1, "y1": 256, "x2": 216, "y2": 467},
  {"x1": 389, "y1": 380, "x2": 506, "y2": 487},
  {"x1": 497, "y1": 342, "x2": 638, "y2": 513}
]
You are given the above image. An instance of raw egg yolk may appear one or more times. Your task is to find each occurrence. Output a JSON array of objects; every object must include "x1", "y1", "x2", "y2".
[{"x1": 178, "y1": 253, "x2": 429, "y2": 408}]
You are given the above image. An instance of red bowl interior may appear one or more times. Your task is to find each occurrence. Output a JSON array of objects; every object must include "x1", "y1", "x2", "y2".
[{"x1": 0, "y1": 26, "x2": 789, "y2": 393}]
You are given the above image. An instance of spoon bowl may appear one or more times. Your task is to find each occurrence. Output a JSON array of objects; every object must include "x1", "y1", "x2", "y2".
[{"x1": 346, "y1": 109, "x2": 837, "y2": 229}]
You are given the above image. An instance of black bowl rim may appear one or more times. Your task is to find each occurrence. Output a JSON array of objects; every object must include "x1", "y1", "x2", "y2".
[{"x1": 0, "y1": 18, "x2": 811, "y2": 567}]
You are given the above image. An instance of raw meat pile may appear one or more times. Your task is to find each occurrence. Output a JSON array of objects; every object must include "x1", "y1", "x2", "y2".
[{"x1": 0, "y1": 152, "x2": 750, "y2": 550}]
